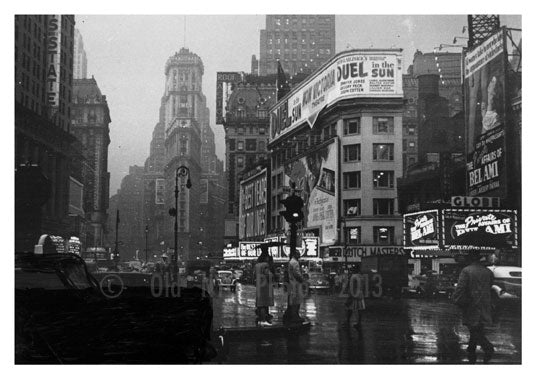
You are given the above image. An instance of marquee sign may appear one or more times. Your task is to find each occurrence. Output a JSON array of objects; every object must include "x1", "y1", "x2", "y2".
[{"x1": 403, "y1": 210, "x2": 440, "y2": 250}]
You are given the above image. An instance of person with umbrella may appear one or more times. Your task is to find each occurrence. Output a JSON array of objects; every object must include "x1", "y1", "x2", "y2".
[{"x1": 255, "y1": 244, "x2": 275, "y2": 326}]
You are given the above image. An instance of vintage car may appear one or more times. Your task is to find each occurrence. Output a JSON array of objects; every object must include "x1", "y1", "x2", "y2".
[
  {"x1": 489, "y1": 265, "x2": 522, "y2": 299},
  {"x1": 307, "y1": 272, "x2": 330, "y2": 293},
  {"x1": 215, "y1": 270, "x2": 238, "y2": 292},
  {"x1": 15, "y1": 251, "x2": 216, "y2": 363}
]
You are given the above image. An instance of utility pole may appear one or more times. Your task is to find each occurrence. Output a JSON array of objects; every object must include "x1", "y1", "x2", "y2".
[{"x1": 145, "y1": 225, "x2": 149, "y2": 264}]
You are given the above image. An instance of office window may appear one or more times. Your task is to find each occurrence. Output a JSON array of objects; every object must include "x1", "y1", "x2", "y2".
[
  {"x1": 373, "y1": 198, "x2": 395, "y2": 215},
  {"x1": 343, "y1": 199, "x2": 361, "y2": 216},
  {"x1": 373, "y1": 144, "x2": 394, "y2": 161},
  {"x1": 344, "y1": 118, "x2": 360, "y2": 135},
  {"x1": 237, "y1": 141, "x2": 244, "y2": 151},
  {"x1": 237, "y1": 156, "x2": 244, "y2": 168},
  {"x1": 373, "y1": 226, "x2": 395, "y2": 245},
  {"x1": 345, "y1": 227, "x2": 361, "y2": 245},
  {"x1": 343, "y1": 144, "x2": 361, "y2": 162},
  {"x1": 408, "y1": 141, "x2": 416, "y2": 150},
  {"x1": 246, "y1": 139, "x2": 257, "y2": 151},
  {"x1": 373, "y1": 116, "x2": 394, "y2": 134},
  {"x1": 228, "y1": 139, "x2": 236, "y2": 151},
  {"x1": 237, "y1": 127, "x2": 244, "y2": 134},
  {"x1": 343, "y1": 171, "x2": 361, "y2": 189},
  {"x1": 373, "y1": 171, "x2": 394, "y2": 188}
]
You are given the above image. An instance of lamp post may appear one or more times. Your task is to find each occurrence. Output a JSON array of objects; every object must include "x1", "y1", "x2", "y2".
[
  {"x1": 170, "y1": 166, "x2": 191, "y2": 280},
  {"x1": 145, "y1": 225, "x2": 149, "y2": 264}
]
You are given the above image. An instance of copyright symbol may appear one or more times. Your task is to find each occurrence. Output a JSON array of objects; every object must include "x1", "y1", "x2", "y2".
[{"x1": 99, "y1": 274, "x2": 124, "y2": 299}]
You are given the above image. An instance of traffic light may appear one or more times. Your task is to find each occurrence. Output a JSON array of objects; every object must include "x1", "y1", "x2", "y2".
[{"x1": 280, "y1": 194, "x2": 304, "y2": 223}]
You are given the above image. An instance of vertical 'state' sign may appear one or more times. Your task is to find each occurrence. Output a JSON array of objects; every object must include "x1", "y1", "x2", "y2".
[{"x1": 47, "y1": 15, "x2": 61, "y2": 115}]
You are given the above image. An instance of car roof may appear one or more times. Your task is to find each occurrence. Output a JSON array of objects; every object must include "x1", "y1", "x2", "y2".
[{"x1": 488, "y1": 266, "x2": 522, "y2": 277}]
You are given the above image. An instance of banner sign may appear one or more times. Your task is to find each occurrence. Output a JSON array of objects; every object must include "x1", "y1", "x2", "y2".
[
  {"x1": 451, "y1": 195, "x2": 500, "y2": 208},
  {"x1": 270, "y1": 50, "x2": 403, "y2": 143},
  {"x1": 283, "y1": 139, "x2": 339, "y2": 245},
  {"x1": 466, "y1": 127, "x2": 505, "y2": 196},
  {"x1": 403, "y1": 210, "x2": 440, "y2": 249},
  {"x1": 442, "y1": 209, "x2": 518, "y2": 250},
  {"x1": 46, "y1": 15, "x2": 62, "y2": 116},
  {"x1": 464, "y1": 28, "x2": 507, "y2": 197},
  {"x1": 216, "y1": 72, "x2": 244, "y2": 124},
  {"x1": 239, "y1": 169, "x2": 267, "y2": 240},
  {"x1": 345, "y1": 245, "x2": 405, "y2": 258}
]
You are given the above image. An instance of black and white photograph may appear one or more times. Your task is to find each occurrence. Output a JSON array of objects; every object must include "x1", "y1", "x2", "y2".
[{"x1": 6, "y1": 1, "x2": 529, "y2": 373}]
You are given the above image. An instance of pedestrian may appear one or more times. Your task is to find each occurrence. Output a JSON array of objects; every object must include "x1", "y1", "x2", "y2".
[
  {"x1": 345, "y1": 264, "x2": 366, "y2": 332},
  {"x1": 255, "y1": 245, "x2": 275, "y2": 326},
  {"x1": 283, "y1": 249, "x2": 305, "y2": 324},
  {"x1": 452, "y1": 250, "x2": 495, "y2": 364}
]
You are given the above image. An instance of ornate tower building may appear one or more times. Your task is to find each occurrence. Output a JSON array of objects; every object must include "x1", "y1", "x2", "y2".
[{"x1": 163, "y1": 48, "x2": 204, "y2": 262}]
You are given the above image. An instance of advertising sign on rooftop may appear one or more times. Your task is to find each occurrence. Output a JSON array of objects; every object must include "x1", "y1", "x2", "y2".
[{"x1": 270, "y1": 50, "x2": 403, "y2": 143}]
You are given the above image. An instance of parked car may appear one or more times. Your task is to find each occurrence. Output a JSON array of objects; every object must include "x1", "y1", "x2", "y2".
[
  {"x1": 215, "y1": 270, "x2": 238, "y2": 292},
  {"x1": 15, "y1": 252, "x2": 216, "y2": 363},
  {"x1": 307, "y1": 272, "x2": 330, "y2": 293},
  {"x1": 489, "y1": 265, "x2": 521, "y2": 299}
]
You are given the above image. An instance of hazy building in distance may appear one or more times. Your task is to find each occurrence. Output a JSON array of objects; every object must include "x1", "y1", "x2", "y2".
[{"x1": 74, "y1": 28, "x2": 88, "y2": 79}]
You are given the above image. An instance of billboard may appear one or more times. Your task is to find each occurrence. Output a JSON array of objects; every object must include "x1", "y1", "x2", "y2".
[
  {"x1": 239, "y1": 242, "x2": 263, "y2": 259},
  {"x1": 216, "y1": 72, "x2": 244, "y2": 124},
  {"x1": 403, "y1": 210, "x2": 440, "y2": 250},
  {"x1": 442, "y1": 209, "x2": 518, "y2": 250},
  {"x1": 271, "y1": 50, "x2": 403, "y2": 143},
  {"x1": 464, "y1": 28, "x2": 507, "y2": 197},
  {"x1": 155, "y1": 178, "x2": 165, "y2": 204},
  {"x1": 238, "y1": 169, "x2": 267, "y2": 240},
  {"x1": 283, "y1": 138, "x2": 339, "y2": 245}
]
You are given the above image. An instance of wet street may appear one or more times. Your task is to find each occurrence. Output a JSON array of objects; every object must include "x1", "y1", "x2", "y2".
[{"x1": 212, "y1": 284, "x2": 521, "y2": 364}]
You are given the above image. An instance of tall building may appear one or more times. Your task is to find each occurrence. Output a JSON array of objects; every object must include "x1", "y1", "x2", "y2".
[
  {"x1": 71, "y1": 77, "x2": 112, "y2": 250},
  {"x1": 73, "y1": 28, "x2": 87, "y2": 79},
  {"x1": 15, "y1": 15, "x2": 76, "y2": 251},
  {"x1": 268, "y1": 49, "x2": 405, "y2": 268},
  {"x1": 162, "y1": 47, "x2": 205, "y2": 262},
  {"x1": 258, "y1": 15, "x2": 335, "y2": 76}
]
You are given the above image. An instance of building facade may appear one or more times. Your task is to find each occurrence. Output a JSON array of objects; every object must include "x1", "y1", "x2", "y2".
[
  {"x1": 71, "y1": 77, "x2": 111, "y2": 251},
  {"x1": 73, "y1": 28, "x2": 87, "y2": 79},
  {"x1": 15, "y1": 15, "x2": 77, "y2": 251},
  {"x1": 162, "y1": 48, "x2": 205, "y2": 261},
  {"x1": 259, "y1": 15, "x2": 335, "y2": 77},
  {"x1": 268, "y1": 49, "x2": 405, "y2": 266}
]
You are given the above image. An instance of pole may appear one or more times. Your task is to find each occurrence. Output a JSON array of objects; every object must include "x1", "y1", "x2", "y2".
[
  {"x1": 114, "y1": 209, "x2": 119, "y2": 258},
  {"x1": 145, "y1": 225, "x2": 148, "y2": 263},
  {"x1": 174, "y1": 173, "x2": 179, "y2": 281}
]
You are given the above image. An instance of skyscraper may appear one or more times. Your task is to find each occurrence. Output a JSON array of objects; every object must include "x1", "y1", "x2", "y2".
[
  {"x1": 162, "y1": 47, "x2": 205, "y2": 262},
  {"x1": 15, "y1": 15, "x2": 76, "y2": 251},
  {"x1": 258, "y1": 15, "x2": 335, "y2": 76},
  {"x1": 74, "y1": 28, "x2": 88, "y2": 79}
]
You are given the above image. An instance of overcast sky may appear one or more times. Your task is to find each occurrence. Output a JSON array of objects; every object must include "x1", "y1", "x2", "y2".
[{"x1": 74, "y1": 14, "x2": 521, "y2": 194}]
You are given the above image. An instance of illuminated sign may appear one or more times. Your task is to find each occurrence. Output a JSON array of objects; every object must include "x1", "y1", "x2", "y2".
[
  {"x1": 271, "y1": 50, "x2": 403, "y2": 143},
  {"x1": 442, "y1": 209, "x2": 518, "y2": 250},
  {"x1": 67, "y1": 236, "x2": 81, "y2": 255},
  {"x1": 239, "y1": 169, "x2": 267, "y2": 240},
  {"x1": 223, "y1": 247, "x2": 238, "y2": 259},
  {"x1": 239, "y1": 242, "x2": 263, "y2": 259},
  {"x1": 403, "y1": 210, "x2": 440, "y2": 250},
  {"x1": 451, "y1": 195, "x2": 500, "y2": 208}
]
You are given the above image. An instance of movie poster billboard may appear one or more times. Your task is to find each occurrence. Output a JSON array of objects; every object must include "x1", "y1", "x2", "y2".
[
  {"x1": 464, "y1": 28, "x2": 507, "y2": 197},
  {"x1": 271, "y1": 50, "x2": 403, "y2": 143},
  {"x1": 442, "y1": 209, "x2": 518, "y2": 250},
  {"x1": 403, "y1": 210, "x2": 440, "y2": 250},
  {"x1": 283, "y1": 138, "x2": 338, "y2": 245}
]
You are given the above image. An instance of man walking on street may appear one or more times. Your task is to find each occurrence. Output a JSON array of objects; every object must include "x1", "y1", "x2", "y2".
[
  {"x1": 452, "y1": 250, "x2": 495, "y2": 364},
  {"x1": 284, "y1": 250, "x2": 305, "y2": 324}
]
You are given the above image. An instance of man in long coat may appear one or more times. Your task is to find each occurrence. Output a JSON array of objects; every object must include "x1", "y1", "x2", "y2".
[{"x1": 452, "y1": 250, "x2": 495, "y2": 363}]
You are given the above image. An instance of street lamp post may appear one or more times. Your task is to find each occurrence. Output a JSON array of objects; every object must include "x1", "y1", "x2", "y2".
[
  {"x1": 170, "y1": 166, "x2": 191, "y2": 280},
  {"x1": 145, "y1": 225, "x2": 149, "y2": 264}
]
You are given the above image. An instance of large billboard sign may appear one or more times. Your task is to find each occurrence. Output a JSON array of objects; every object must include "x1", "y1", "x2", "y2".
[
  {"x1": 238, "y1": 169, "x2": 267, "y2": 240},
  {"x1": 216, "y1": 72, "x2": 244, "y2": 124},
  {"x1": 442, "y1": 209, "x2": 518, "y2": 250},
  {"x1": 464, "y1": 28, "x2": 507, "y2": 197},
  {"x1": 403, "y1": 210, "x2": 440, "y2": 250},
  {"x1": 283, "y1": 139, "x2": 339, "y2": 245},
  {"x1": 271, "y1": 50, "x2": 403, "y2": 143},
  {"x1": 238, "y1": 242, "x2": 263, "y2": 259}
]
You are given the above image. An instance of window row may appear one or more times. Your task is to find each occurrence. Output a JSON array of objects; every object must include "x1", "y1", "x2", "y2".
[
  {"x1": 343, "y1": 143, "x2": 395, "y2": 162},
  {"x1": 342, "y1": 117, "x2": 395, "y2": 135},
  {"x1": 228, "y1": 139, "x2": 267, "y2": 152},
  {"x1": 343, "y1": 171, "x2": 395, "y2": 189},
  {"x1": 343, "y1": 226, "x2": 396, "y2": 245},
  {"x1": 343, "y1": 198, "x2": 396, "y2": 216}
]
